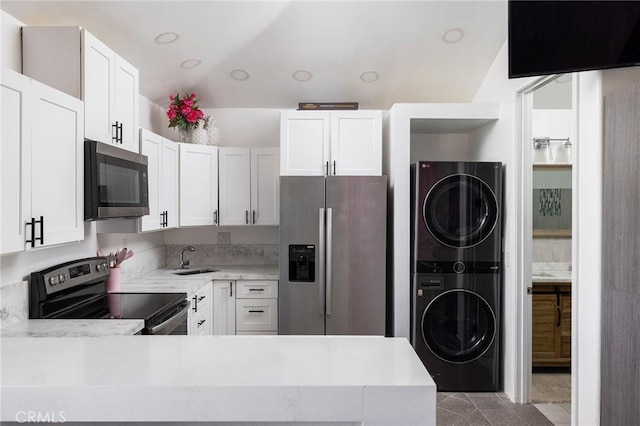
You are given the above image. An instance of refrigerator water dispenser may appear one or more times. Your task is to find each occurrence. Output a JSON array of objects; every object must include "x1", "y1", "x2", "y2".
[{"x1": 289, "y1": 245, "x2": 315, "y2": 282}]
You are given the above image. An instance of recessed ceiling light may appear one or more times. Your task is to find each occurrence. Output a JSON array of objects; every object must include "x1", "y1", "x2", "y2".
[
  {"x1": 154, "y1": 32, "x2": 179, "y2": 45},
  {"x1": 359, "y1": 70, "x2": 380, "y2": 83},
  {"x1": 441, "y1": 28, "x2": 465, "y2": 44},
  {"x1": 230, "y1": 69, "x2": 251, "y2": 81},
  {"x1": 180, "y1": 59, "x2": 201, "y2": 69},
  {"x1": 292, "y1": 69, "x2": 313, "y2": 82}
]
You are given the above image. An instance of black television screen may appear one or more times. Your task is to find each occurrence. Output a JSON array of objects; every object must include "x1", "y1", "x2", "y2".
[{"x1": 509, "y1": 1, "x2": 640, "y2": 78}]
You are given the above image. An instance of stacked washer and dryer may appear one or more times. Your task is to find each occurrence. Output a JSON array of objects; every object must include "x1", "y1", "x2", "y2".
[{"x1": 411, "y1": 161, "x2": 503, "y2": 392}]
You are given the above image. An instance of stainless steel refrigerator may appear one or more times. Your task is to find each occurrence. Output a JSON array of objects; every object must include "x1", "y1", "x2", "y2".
[{"x1": 279, "y1": 176, "x2": 387, "y2": 335}]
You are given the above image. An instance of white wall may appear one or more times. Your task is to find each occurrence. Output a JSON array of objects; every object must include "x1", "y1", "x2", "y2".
[
  {"x1": 469, "y1": 41, "x2": 535, "y2": 402},
  {"x1": 410, "y1": 133, "x2": 471, "y2": 163},
  {"x1": 1, "y1": 11, "x2": 22, "y2": 72}
]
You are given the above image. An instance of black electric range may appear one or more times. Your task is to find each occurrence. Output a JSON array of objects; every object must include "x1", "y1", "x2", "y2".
[{"x1": 29, "y1": 257, "x2": 189, "y2": 335}]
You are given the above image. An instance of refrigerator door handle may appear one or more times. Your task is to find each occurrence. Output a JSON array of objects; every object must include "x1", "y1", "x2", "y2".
[
  {"x1": 318, "y1": 208, "x2": 325, "y2": 316},
  {"x1": 326, "y1": 207, "x2": 333, "y2": 316}
]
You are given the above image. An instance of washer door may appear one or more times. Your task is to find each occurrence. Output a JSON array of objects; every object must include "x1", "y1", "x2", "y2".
[
  {"x1": 423, "y1": 174, "x2": 498, "y2": 248},
  {"x1": 422, "y1": 289, "x2": 496, "y2": 363}
]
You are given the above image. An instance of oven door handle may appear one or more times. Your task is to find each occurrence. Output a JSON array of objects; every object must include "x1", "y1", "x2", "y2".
[{"x1": 148, "y1": 300, "x2": 190, "y2": 335}]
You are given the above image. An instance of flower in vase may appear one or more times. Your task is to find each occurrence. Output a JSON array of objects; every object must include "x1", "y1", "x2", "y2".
[{"x1": 166, "y1": 92, "x2": 205, "y2": 132}]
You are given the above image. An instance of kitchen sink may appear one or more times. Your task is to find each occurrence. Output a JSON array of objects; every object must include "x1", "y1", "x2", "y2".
[{"x1": 172, "y1": 268, "x2": 219, "y2": 276}]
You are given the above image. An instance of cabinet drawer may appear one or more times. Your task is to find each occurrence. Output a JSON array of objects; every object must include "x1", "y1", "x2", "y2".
[
  {"x1": 235, "y1": 299, "x2": 278, "y2": 331},
  {"x1": 191, "y1": 308, "x2": 210, "y2": 336},
  {"x1": 191, "y1": 291, "x2": 210, "y2": 313},
  {"x1": 235, "y1": 280, "x2": 278, "y2": 299}
]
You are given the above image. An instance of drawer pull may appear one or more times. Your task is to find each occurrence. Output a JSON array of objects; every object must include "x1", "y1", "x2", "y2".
[
  {"x1": 248, "y1": 288, "x2": 264, "y2": 292},
  {"x1": 198, "y1": 295, "x2": 206, "y2": 301},
  {"x1": 248, "y1": 310, "x2": 264, "y2": 313},
  {"x1": 197, "y1": 319, "x2": 206, "y2": 327}
]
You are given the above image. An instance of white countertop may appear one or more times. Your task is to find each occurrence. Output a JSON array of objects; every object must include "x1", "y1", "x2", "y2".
[
  {"x1": 0, "y1": 319, "x2": 144, "y2": 337},
  {"x1": 1, "y1": 335, "x2": 436, "y2": 425},
  {"x1": 531, "y1": 270, "x2": 572, "y2": 283},
  {"x1": 119, "y1": 264, "x2": 279, "y2": 296}
]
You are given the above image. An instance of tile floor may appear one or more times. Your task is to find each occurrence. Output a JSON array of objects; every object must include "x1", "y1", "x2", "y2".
[
  {"x1": 437, "y1": 392, "x2": 571, "y2": 425},
  {"x1": 533, "y1": 402, "x2": 571, "y2": 426}
]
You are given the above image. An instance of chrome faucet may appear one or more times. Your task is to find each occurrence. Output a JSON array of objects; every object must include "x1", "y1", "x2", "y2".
[{"x1": 179, "y1": 246, "x2": 196, "y2": 269}]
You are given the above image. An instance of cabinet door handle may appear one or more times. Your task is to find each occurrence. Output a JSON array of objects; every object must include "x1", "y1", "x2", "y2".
[
  {"x1": 197, "y1": 319, "x2": 206, "y2": 327},
  {"x1": 556, "y1": 306, "x2": 561, "y2": 327},
  {"x1": 229, "y1": 282, "x2": 233, "y2": 297},
  {"x1": 245, "y1": 210, "x2": 249, "y2": 225},
  {"x1": 248, "y1": 310, "x2": 264, "y2": 313},
  {"x1": 118, "y1": 122, "x2": 123, "y2": 144},
  {"x1": 252, "y1": 210, "x2": 256, "y2": 224},
  {"x1": 36, "y1": 216, "x2": 44, "y2": 245},
  {"x1": 332, "y1": 160, "x2": 336, "y2": 175},
  {"x1": 214, "y1": 210, "x2": 218, "y2": 225},
  {"x1": 325, "y1": 161, "x2": 329, "y2": 176},
  {"x1": 192, "y1": 295, "x2": 198, "y2": 312},
  {"x1": 198, "y1": 295, "x2": 206, "y2": 302},
  {"x1": 112, "y1": 122, "x2": 118, "y2": 143},
  {"x1": 26, "y1": 217, "x2": 36, "y2": 248}
]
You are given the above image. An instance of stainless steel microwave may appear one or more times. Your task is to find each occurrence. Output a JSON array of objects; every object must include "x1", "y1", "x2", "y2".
[{"x1": 84, "y1": 140, "x2": 149, "y2": 220}]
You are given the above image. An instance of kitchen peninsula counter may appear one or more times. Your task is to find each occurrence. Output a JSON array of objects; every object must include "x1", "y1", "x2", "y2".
[{"x1": 1, "y1": 335, "x2": 436, "y2": 425}]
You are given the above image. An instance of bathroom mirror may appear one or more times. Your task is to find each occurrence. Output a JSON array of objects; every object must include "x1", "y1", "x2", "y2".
[{"x1": 532, "y1": 165, "x2": 572, "y2": 237}]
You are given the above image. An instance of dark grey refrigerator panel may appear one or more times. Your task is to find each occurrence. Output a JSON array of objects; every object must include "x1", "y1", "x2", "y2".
[
  {"x1": 325, "y1": 176, "x2": 387, "y2": 335},
  {"x1": 279, "y1": 176, "x2": 325, "y2": 335},
  {"x1": 279, "y1": 175, "x2": 387, "y2": 336}
]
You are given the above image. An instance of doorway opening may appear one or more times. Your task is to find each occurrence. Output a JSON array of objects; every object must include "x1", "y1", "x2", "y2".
[{"x1": 519, "y1": 73, "x2": 575, "y2": 424}]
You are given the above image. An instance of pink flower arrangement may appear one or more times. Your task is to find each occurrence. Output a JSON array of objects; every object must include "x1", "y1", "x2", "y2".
[{"x1": 166, "y1": 92, "x2": 205, "y2": 131}]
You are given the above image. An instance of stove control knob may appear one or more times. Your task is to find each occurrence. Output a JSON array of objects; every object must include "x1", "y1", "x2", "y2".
[
  {"x1": 49, "y1": 276, "x2": 58, "y2": 286},
  {"x1": 103, "y1": 262, "x2": 109, "y2": 270},
  {"x1": 58, "y1": 274, "x2": 66, "y2": 283},
  {"x1": 96, "y1": 264, "x2": 102, "y2": 272}
]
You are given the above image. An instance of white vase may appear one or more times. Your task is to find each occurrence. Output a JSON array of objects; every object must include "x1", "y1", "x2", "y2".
[
  {"x1": 206, "y1": 117, "x2": 220, "y2": 145},
  {"x1": 179, "y1": 128, "x2": 191, "y2": 143},
  {"x1": 191, "y1": 126, "x2": 208, "y2": 145}
]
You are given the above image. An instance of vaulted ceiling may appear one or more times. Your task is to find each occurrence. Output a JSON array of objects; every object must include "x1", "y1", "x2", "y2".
[{"x1": 2, "y1": 1, "x2": 507, "y2": 109}]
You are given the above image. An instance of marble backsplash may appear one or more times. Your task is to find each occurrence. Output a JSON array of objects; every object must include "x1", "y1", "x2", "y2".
[
  {"x1": 0, "y1": 281, "x2": 28, "y2": 330},
  {"x1": 166, "y1": 244, "x2": 279, "y2": 268},
  {"x1": 532, "y1": 237, "x2": 571, "y2": 263}
]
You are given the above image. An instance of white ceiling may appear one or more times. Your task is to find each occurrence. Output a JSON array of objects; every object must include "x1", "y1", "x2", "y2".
[{"x1": 1, "y1": 0, "x2": 507, "y2": 109}]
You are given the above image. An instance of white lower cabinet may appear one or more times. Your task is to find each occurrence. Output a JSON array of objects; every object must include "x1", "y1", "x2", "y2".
[
  {"x1": 188, "y1": 283, "x2": 212, "y2": 336},
  {"x1": 212, "y1": 280, "x2": 236, "y2": 335},
  {"x1": 235, "y1": 280, "x2": 278, "y2": 334},
  {"x1": 212, "y1": 280, "x2": 278, "y2": 335}
]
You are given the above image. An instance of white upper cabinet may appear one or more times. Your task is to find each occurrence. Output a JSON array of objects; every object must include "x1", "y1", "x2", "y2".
[
  {"x1": 1, "y1": 70, "x2": 84, "y2": 255},
  {"x1": 280, "y1": 111, "x2": 329, "y2": 176},
  {"x1": 1, "y1": 70, "x2": 32, "y2": 255},
  {"x1": 22, "y1": 26, "x2": 139, "y2": 152},
  {"x1": 250, "y1": 148, "x2": 280, "y2": 225},
  {"x1": 179, "y1": 144, "x2": 218, "y2": 227},
  {"x1": 161, "y1": 138, "x2": 179, "y2": 229},
  {"x1": 139, "y1": 129, "x2": 178, "y2": 232},
  {"x1": 113, "y1": 56, "x2": 140, "y2": 153},
  {"x1": 218, "y1": 147, "x2": 279, "y2": 226},
  {"x1": 280, "y1": 110, "x2": 382, "y2": 176},
  {"x1": 218, "y1": 148, "x2": 251, "y2": 225}
]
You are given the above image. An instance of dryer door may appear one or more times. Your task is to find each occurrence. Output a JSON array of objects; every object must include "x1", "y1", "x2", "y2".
[
  {"x1": 423, "y1": 174, "x2": 498, "y2": 248},
  {"x1": 421, "y1": 289, "x2": 496, "y2": 363}
]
